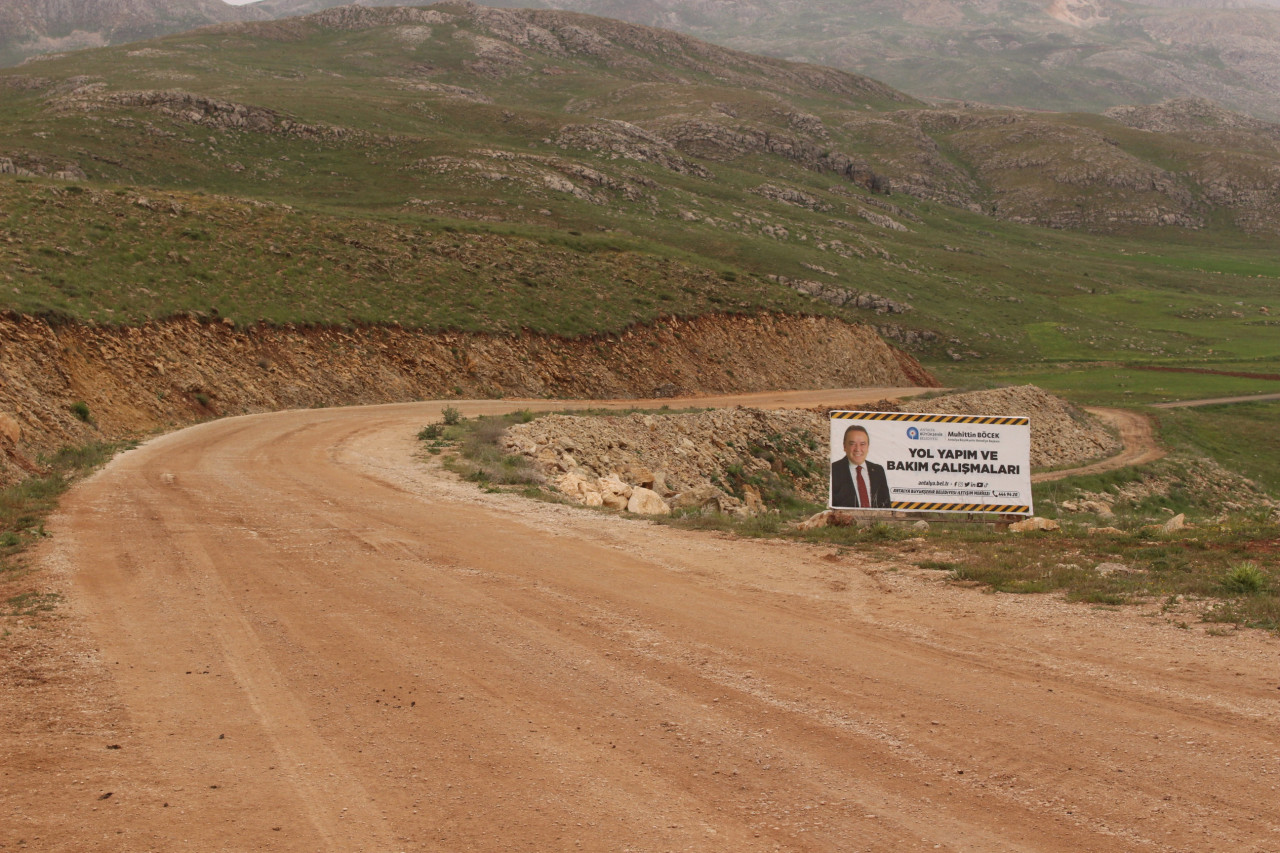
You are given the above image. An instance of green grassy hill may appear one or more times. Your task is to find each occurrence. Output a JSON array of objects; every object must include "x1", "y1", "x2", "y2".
[{"x1": 1, "y1": 3, "x2": 1278, "y2": 384}]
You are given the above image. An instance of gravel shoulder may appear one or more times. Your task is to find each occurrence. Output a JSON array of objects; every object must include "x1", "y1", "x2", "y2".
[{"x1": 4, "y1": 390, "x2": 1278, "y2": 852}]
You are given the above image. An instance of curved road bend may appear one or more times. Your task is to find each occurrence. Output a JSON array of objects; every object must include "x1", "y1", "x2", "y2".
[{"x1": 15, "y1": 389, "x2": 1280, "y2": 852}]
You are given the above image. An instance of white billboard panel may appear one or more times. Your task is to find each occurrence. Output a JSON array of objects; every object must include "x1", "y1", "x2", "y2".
[{"x1": 829, "y1": 411, "x2": 1033, "y2": 515}]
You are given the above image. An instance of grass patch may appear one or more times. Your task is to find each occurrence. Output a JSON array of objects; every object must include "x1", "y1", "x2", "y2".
[
  {"x1": 1153, "y1": 402, "x2": 1280, "y2": 495},
  {"x1": 442, "y1": 413, "x2": 541, "y2": 488},
  {"x1": 1, "y1": 440, "x2": 127, "y2": 629},
  {"x1": 942, "y1": 364, "x2": 1280, "y2": 408},
  {"x1": 1, "y1": 441, "x2": 123, "y2": 569},
  {"x1": 3, "y1": 591, "x2": 62, "y2": 617},
  {"x1": 917, "y1": 515, "x2": 1280, "y2": 631}
]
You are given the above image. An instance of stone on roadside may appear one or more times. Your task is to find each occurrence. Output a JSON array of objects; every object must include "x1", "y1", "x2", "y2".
[
  {"x1": 505, "y1": 434, "x2": 538, "y2": 456},
  {"x1": 671, "y1": 484, "x2": 725, "y2": 511},
  {"x1": 1087, "y1": 526, "x2": 1124, "y2": 536},
  {"x1": 626, "y1": 487, "x2": 670, "y2": 515},
  {"x1": 1161, "y1": 513, "x2": 1186, "y2": 533},
  {"x1": 912, "y1": 520, "x2": 930, "y2": 531},
  {"x1": 796, "y1": 510, "x2": 857, "y2": 528},
  {"x1": 598, "y1": 474, "x2": 633, "y2": 510},
  {"x1": 557, "y1": 471, "x2": 592, "y2": 501},
  {"x1": 794, "y1": 510, "x2": 831, "y2": 530},
  {"x1": 1007, "y1": 516, "x2": 1060, "y2": 532}
]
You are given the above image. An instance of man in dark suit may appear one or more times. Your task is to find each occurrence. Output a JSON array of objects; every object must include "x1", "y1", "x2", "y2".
[{"x1": 830, "y1": 423, "x2": 891, "y2": 509}]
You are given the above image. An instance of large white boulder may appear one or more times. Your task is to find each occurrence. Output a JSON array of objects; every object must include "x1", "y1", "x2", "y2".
[{"x1": 627, "y1": 487, "x2": 670, "y2": 515}]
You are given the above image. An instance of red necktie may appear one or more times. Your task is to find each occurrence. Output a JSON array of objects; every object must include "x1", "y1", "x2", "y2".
[{"x1": 856, "y1": 465, "x2": 870, "y2": 507}]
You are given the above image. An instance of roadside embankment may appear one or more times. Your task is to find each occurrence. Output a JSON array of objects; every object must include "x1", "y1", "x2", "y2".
[{"x1": 0, "y1": 311, "x2": 935, "y2": 486}]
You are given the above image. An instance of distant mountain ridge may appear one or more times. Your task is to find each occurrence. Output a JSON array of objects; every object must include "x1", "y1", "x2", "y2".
[
  {"x1": 0, "y1": 0, "x2": 248, "y2": 66},
  {"x1": 487, "y1": 0, "x2": 1280, "y2": 121},
  {"x1": 8, "y1": 1, "x2": 1280, "y2": 121}
]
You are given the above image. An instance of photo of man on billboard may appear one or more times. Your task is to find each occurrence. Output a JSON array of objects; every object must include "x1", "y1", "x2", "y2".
[{"x1": 830, "y1": 423, "x2": 891, "y2": 509}]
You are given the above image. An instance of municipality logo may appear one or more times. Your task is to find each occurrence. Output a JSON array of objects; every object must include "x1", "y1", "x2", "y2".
[{"x1": 906, "y1": 426, "x2": 920, "y2": 440}]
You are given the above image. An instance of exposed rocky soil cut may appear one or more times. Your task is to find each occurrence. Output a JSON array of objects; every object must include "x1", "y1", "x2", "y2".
[
  {"x1": 503, "y1": 384, "x2": 1117, "y2": 515},
  {"x1": 0, "y1": 311, "x2": 933, "y2": 487}
]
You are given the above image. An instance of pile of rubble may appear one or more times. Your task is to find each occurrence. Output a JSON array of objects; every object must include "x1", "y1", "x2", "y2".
[
  {"x1": 503, "y1": 407, "x2": 826, "y2": 516},
  {"x1": 907, "y1": 385, "x2": 1119, "y2": 470}
]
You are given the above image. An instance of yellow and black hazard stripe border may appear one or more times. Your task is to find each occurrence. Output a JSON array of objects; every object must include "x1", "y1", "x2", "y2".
[
  {"x1": 831, "y1": 410, "x2": 1030, "y2": 426},
  {"x1": 889, "y1": 502, "x2": 1031, "y2": 514}
]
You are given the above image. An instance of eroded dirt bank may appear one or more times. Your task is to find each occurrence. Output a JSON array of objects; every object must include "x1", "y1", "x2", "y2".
[{"x1": 0, "y1": 311, "x2": 935, "y2": 485}]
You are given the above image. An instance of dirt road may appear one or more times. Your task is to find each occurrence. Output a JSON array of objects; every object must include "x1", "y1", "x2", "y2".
[
  {"x1": 5, "y1": 392, "x2": 1279, "y2": 852},
  {"x1": 1031, "y1": 407, "x2": 1166, "y2": 483},
  {"x1": 1151, "y1": 392, "x2": 1280, "y2": 409}
]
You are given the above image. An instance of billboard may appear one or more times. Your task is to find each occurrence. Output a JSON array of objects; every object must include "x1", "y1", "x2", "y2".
[{"x1": 829, "y1": 411, "x2": 1032, "y2": 515}]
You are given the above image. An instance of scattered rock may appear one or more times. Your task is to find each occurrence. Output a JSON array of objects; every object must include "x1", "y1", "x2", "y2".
[
  {"x1": 1071, "y1": 456, "x2": 1279, "y2": 519},
  {"x1": 1161, "y1": 513, "x2": 1187, "y2": 533},
  {"x1": 769, "y1": 275, "x2": 911, "y2": 314},
  {"x1": 1007, "y1": 516, "x2": 1060, "y2": 532},
  {"x1": 626, "y1": 487, "x2": 670, "y2": 515},
  {"x1": 671, "y1": 483, "x2": 729, "y2": 512},
  {"x1": 556, "y1": 471, "x2": 594, "y2": 501},
  {"x1": 794, "y1": 510, "x2": 832, "y2": 530},
  {"x1": 598, "y1": 474, "x2": 632, "y2": 510},
  {"x1": 1087, "y1": 526, "x2": 1125, "y2": 536}
]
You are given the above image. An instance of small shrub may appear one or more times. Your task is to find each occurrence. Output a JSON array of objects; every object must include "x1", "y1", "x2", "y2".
[
  {"x1": 418, "y1": 424, "x2": 443, "y2": 441},
  {"x1": 69, "y1": 401, "x2": 92, "y2": 423},
  {"x1": 441, "y1": 405, "x2": 462, "y2": 426},
  {"x1": 1221, "y1": 561, "x2": 1268, "y2": 595}
]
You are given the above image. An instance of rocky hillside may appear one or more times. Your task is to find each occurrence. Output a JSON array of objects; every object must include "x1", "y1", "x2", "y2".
[
  {"x1": 502, "y1": 384, "x2": 1116, "y2": 516},
  {"x1": 499, "y1": 0, "x2": 1280, "y2": 122},
  {"x1": 6, "y1": 3, "x2": 1280, "y2": 241},
  {"x1": 0, "y1": 310, "x2": 933, "y2": 487}
]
